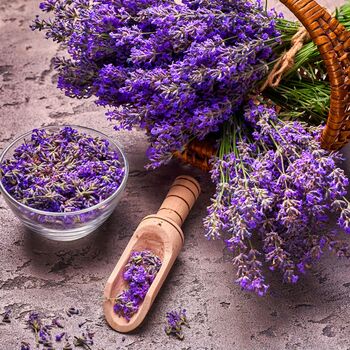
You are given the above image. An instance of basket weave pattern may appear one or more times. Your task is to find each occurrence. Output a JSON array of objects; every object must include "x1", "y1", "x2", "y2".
[
  {"x1": 176, "y1": 0, "x2": 350, "y2": 170},
  {"x1": 282, "y1": 0, "x2": 350, "y2": 150}
]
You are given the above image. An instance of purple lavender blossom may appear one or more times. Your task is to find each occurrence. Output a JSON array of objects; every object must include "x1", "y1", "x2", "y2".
[
  {"x1": 0, "y1": 127, "x2": 125, "y2": 212},
  {"x1": 114, "y1": 250, "x2": 162, "y2": 321},
  {"x1": 20, "y1": 342, "x2": 31, "y2": 350},
  {"x1": 32, "y1": 0, "x2": 280, "y2": 168},
  {"x1": 55, "y1": 332, "x2": 65, "y2": 342},
  {"x1": 164, "y1": 309, "x2": 189, "y2": 340},
  {"x1": 204, "y1": 100, "x2": 350, "y2": 296},
  {"x1": 2, "y1": 309, "x2": 11, "y2": 323}
]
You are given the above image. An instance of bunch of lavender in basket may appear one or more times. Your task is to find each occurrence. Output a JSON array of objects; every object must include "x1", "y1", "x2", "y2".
[
  {"x1": 31, "y1": 0, "x2": 350, "y2": 165},
  {"x1": 114, "y1": 250, "x2": 162, "y2": 321},
  {"x1": 31, "y1": 0, "x2": 280, "y2": 168},
  {"x1": 204, "y1": 100, "x2": 350, "y2": 296},
  {"x1": 0, "y1": 127, "x2": 125, "y2": 212}
]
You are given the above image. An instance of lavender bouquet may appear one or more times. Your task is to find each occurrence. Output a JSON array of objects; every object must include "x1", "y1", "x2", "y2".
[
  {"x1": 32, "y1": 0, "x2": 350, "y2": 295},
  {"x1": 204, "y1": 101, "x2": 350, "y2": 295},
  {"x1": 32, "y1": 0, "x2": 280, "y2": 167}
]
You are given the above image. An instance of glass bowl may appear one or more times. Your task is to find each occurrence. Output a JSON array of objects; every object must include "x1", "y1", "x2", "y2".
[{"x1": 0, "y1": 125, "x2": 129, "y2": 241}]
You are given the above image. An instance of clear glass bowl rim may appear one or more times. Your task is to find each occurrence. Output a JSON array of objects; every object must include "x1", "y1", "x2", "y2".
[{"x1": 0, "y1": 124, "x2": 129, "y2": 216}]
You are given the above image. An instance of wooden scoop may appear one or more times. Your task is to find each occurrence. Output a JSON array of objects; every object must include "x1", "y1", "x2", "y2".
[{"x1": 103, "y1": 175, "x2": 201, "y2": 333}]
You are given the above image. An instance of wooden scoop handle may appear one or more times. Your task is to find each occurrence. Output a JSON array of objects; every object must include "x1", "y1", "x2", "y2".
[{"x1": 156, "y1": 175, "x2": 201, "y2": 227}]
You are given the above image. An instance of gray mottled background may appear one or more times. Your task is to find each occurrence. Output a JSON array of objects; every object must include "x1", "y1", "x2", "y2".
[{"x1": 1, "y1": 1, "x2": 350, "y2": 349}]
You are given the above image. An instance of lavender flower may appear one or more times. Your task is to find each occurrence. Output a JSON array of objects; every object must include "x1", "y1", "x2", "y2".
[
  {"x1": 20, "y1": 342, "x2": 31, "y2": 350},
  {"x1": 114, "y1": 250, "x2": 162, "y2": 321},
  {"x1": 55, "y1": 332, "x2": 65, "y2": 342},
  {"x1": 0, "y1": 127, "x2": 125, "y2": 212},
  {"x1": 164, "y1": 309, "x2": 189, "y2": 340},
  {"x1": 204, "y1": 100, "x2": 350, "y2": 295},
  {"x1": 2, "y1": 309, "x2": 11, "y2": 323},
  {"x1": 28, "y1": 312, "x2": 42, "y2": 335},
  {"x1": 32, "y1": 0, "x2": 280, "y2": 168},
  {"x1": 21, "y1": 310, "x2": 97, "y2": 349}
]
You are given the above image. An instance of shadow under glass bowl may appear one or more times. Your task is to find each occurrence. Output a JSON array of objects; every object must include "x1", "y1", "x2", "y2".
[{"x1": 0, "y1": 125, "x2": 129, "y2": 241}]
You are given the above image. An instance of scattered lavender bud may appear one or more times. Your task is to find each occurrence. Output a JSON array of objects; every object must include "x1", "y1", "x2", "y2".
[
  {"x1": 164, "y1": 309, "x2": 189, "y2": 340},
  {"x1": 66, "y1": 307, "x2": 80, "y2": 317},
  {"x1": 20, "y1": 342, "x2": 31, "y2": 350},
  {"x1": 2, "y1": 309, "x2": 11, "y2": 323},
  {"x1": 113, "y1": 250, "x2": 162, "y2": 321},
  {"x1": 27, "y1": 311, "x2": 43, "y2": 347},
  {"x1": 55, "y1": 332, "x2": 65, "y2": 342},
  {"x1": 0, "y1": 127, "x2": 125, "y2": 213},
  {"x1": 28, "y1": 311, "x2": 42, "y2": 333},
  {"x1": 52, "y1": 317, "x2": 64, "y2": 328}
]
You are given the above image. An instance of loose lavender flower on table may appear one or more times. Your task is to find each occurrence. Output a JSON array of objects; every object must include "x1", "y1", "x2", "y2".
[
  {"x1": 0, "y1": 127, "x2": 125, "y2": 212},
  {"x1": 204, "y1": 100, "x2": 350, "y2": 296},
  {"x1": 114, "y1": 250, "x2": 162, "y2": 321},
  {"x1": 164, "y1": 309, "x2": 189, "y2": 340},
  {"x1": 55, "y1": 331, "x2": 65, "y2": 342},
  {"x1": 2, "y1": 309, "x2": 11, "y2": 323},
  {"x1": 20, "y1": 342, "x2": 31, "y2": 350},
  {"x1": 32, "y1": 0, "x2": 280, "y2": 168},
  {"x1": 20, "y1": 310, "x2": 96, "y2": 349}
]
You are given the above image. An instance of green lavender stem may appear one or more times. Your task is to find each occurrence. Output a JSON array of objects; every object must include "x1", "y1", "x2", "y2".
[{"x1": 263, "y1": 0, "x2": 350, "y2": 122}]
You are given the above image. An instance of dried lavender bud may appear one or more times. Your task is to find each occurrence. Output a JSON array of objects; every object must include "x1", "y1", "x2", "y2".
[
  {"x1": 73, "y1": 335, "x2": 93, "y2": 350},
  {"x1": 1, "y1": 127, "x2": 125, "y2": 212},
  {"x1": 27, "y1": 311, "x2": 43, "y2": 347},
  {"x1": 2, "y1": 309, "x2": 11, "y2": 323},
  {"x1": 20, "y1": 342, "x2": 31, "y2": 350},
  {"x1": 114, "y1": 250, "x2": 162, "y2": 321},
  {"x1": 52, "y1": 318, "x2": 64, "y2": 328},
  {"x1": 164, "y1": 309, "x2": 189, "y2": 340},
  {"x1": 55, "y1": 332, "x2": 65, "y2": 342},
  {"x1": 66, "y1": 307, "x2": 80, "y2": 317},
  {"x1": 28, "y1": 312, "x2": 42, "y2": 333},
  {"x1": 38, "y1": 327, "x2": 53, "y2": 346}
]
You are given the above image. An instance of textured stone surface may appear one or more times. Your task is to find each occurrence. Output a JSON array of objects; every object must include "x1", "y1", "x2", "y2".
[{"x1": 1, "y1": 1, "x2": 350, "y2": 349}]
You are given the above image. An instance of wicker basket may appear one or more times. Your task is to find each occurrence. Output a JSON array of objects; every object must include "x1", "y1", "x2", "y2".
[{"x1": 176, "y1": 0, "x2": 350, "y2": 171}]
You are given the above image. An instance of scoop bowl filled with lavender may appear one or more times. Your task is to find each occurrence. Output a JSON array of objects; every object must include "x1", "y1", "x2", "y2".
[{"x1": 0, "y1": 125, "x2": 128, "y2": 241}]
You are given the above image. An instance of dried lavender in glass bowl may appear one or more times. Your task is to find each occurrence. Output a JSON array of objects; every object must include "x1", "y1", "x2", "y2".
[{"x1": 0, "y1": 125, "x2": 128, "y2": 241}]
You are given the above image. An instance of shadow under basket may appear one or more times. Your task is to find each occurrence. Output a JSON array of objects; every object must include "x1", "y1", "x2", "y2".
[{"x1": 176, "y1": 0, "x2": 350, "y2": 170}]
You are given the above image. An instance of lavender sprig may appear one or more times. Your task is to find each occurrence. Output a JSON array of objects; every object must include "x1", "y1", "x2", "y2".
[
  {"x1": 20, "y1": 342, "x2": 31, "y2": 350},
  {"x1": 21, "y1": 310, "x2": 97, "y2": 349},
  {"x1": 164, "y1": 309, "x2": 189, "y2": 340},
  {"x1": 2, "y1": 309, "x2": 11, "y2": 323}
]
